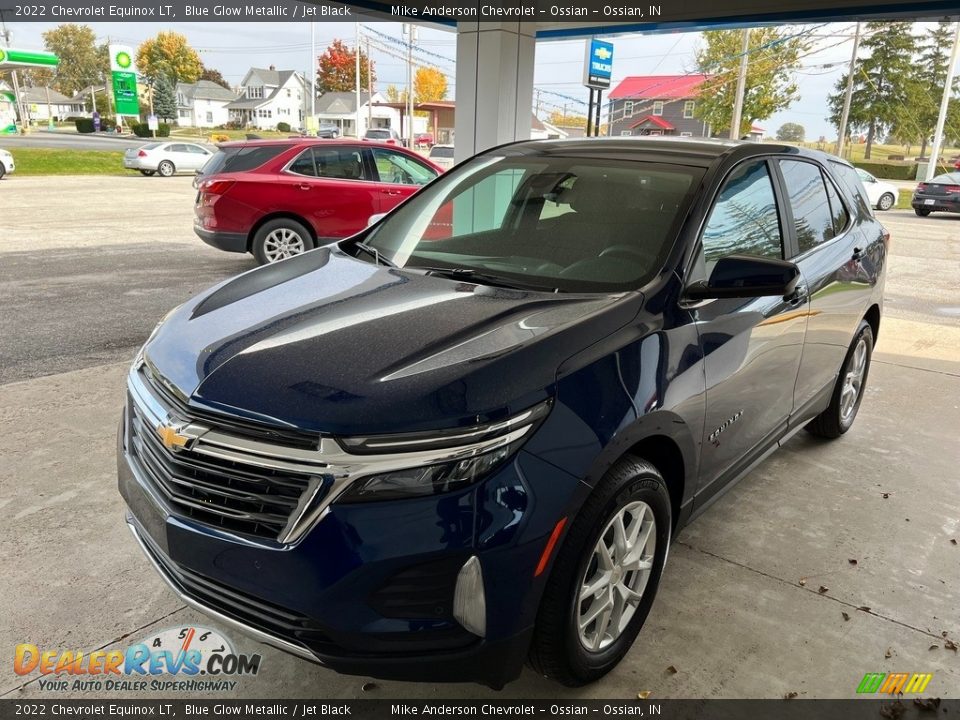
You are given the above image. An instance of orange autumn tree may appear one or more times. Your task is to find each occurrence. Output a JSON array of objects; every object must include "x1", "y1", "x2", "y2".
[
  {"x1": 414, "y1": 67, "x2": 447, "y2": 103},
  {"x1": 316, "y1": 39, "x2": 375, "y2": 93}
]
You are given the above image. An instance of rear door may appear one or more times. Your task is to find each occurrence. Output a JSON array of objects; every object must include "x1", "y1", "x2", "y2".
[
  {"x1": 367, "y1": 147, "x2": 440, "y2": 212},
  {"x1": 775, "y1": 158, "x2": 877, "y2": 411},
  {"x1": 165, "y1": 144, "x2": 196, "y2": 172},
  {"x1": 689, "y1": 158, "x2": 808, "y2": 503},
  {"x1": 181, "y1": 144, "x2": 213, "y2": 170},
  {"x1": 281, "y1": 145, "x2": 381, "y2": 239}
]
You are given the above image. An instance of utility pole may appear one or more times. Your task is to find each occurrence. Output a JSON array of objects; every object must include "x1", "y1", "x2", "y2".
[
  {"x1": 366, "y1": 36, "x2": 373, "y2": 128},
  {"x1": 729, "y1": 28, "x2": 750, "y2": 140},
  {"x1": 926, "y1": 22, "x2": 960, "y2": 181},
  {"x1": 310, "y1": 21, "x2": 316, "y2": 132},
  {"x1": 836, "y1": 22, "x2": 861, "y2": 158},
  {"x1": 355, "y1": 22, "x2": 362, "y2": 138},
  {"x1": 406, "y1": 23, "x2": 416, "y2": 148}
]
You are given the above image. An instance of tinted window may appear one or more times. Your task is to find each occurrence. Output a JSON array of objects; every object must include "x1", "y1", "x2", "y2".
[
  {"x1": 371, "y1": 148, "x2": 437, "y2": 185},
  {"x1": 822, "y1": 172, "x2": 849, "y2": 237},
  {"x1": 430, "y1": 146, "x2": 455, "y2": 159},
  {"x1": 828, "y1": 160, "x2": 872, "y2": 219},
  {"x1": 201, "y1": 145, "x2": 289, "y2": 175},
  {"x1": 780, "y1": 160, "x2": 835, "y2": 253},
  {"x1": 287, "y1": 148, "x2": 317, "y2": 176},
  {"x1": 314, "y1": 148, "x2": 365, "y2": 180},
  {"x1": 702, "y1": 160, "x2": 783, "y2": 265},
  {"x1": 365, "y1": 129, "x2": 390, "y2": 139}
]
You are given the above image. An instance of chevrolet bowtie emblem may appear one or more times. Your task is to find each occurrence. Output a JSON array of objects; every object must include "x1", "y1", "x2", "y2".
[
  {"x1": 595, "y1": 47, "x2": 612, "y2": 60},
  {"x1": 157, "y1": 423, "x2": 190, "y2": 451}
]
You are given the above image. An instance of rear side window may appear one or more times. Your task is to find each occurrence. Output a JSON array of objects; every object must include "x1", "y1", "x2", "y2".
[
  {"x1": 779, "y1": 160, "x2": 835, "y2": 253},
  {"x1": 314, "y1": 148, "x2": 365, "y2": 180},
  {"x1": 829, "y1": 160, "x2": 873, "y2": 219},
  {"x1": 822, "y1": 172, "x2": 850, "y2": 237},
  {"x1": 203, "y1": 145, "x2": 289, "y2": 175},
  {"x1": 702, "y1": 160, "x2": 783, "y2": 265}
]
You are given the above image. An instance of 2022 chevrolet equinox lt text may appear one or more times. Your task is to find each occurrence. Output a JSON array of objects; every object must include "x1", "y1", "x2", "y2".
[{"x1": 119, "y1": 138, "x2": 887, "y2": 688}]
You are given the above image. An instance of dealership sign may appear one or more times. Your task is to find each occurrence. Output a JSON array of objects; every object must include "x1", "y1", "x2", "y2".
[
  {"x1": 109, "y1": 44, "x2": 141, "y2": 117},
  {"x1": 583, "y1": 38, "x2": 614, "y2": 89}
]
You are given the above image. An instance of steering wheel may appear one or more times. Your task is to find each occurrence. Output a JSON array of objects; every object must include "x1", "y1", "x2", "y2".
[{"x1": 599, "y1": 244, "x2": 651, "y2": 262}]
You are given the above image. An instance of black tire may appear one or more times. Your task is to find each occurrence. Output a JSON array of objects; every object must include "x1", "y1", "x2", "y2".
[
  {"x1": 915, "y1": 208, "x2": 932, "y2": 217},
  {"x1": 0, "y1": 164, "x2": 5, "y2": 180},
  {"x1": 251, "y1": 218, "x2": 315, "y2": 265},
  {"x1": 529, "y1": 456, "x2": 672, "y2": 687},
  {"x1": 157, "y1": 160, "x2": 175, "y2": 177},
  {"x1": 139, "y1": 169, "x2": 155, "y2": 176},
  {"x1": 877, "y1": 193, "x2": 895, "y2": 211},
  {"x1": 806, "y1": 320, "x2": 874, "y2": 439}
]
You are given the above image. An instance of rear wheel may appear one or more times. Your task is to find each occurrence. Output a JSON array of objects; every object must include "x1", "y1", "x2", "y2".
[
  {"x1": 915, "y1": 208, "x2": 932, "y2": 217},
  {"x1": 0, "y1": 164, "x2": 5, "y2": 180},
  {"x1": 157, "y1": 160, "x2": 175, "y2": 177},
  {"x1": 806, "y1": 320, "x2": 874, "y2": 439},
  {"x1": 529, "y1": 457, "x2": 671, "y2": 687},
  {"x1": 252, "y1": 218, "x2": 315, "y2": 265},
  {"x1": 877, "y1": 193, "x2": 895, "y2": 211},
  {"x1": 139, "y1": 169, "x2": 155, "y2": 177}
]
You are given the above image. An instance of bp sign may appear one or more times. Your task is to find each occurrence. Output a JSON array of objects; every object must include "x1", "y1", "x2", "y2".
[
  {"x1": 109, "y1": 44, "x2": 141, "y2": 117},
  {"x1": 583, "y1": 39, "x2": 614, "y2": 89},
  {"x1": 0, "y1": 48, "x2": 60, "y2": 69}
]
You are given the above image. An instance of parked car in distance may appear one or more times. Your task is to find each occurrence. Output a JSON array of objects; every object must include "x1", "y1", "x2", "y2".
[
  {"x1": 194, "y1": 138, "x2": 441, "y2": 264},
  {"x1": 363, "y1": 127, "x2": 403, "y2": 145},
  {"x1": 122, "y1": 138, "x2": 887, "y2": 689},
  {"x1": 0, "y1": 148, "x2": 14, "y2": 179},
  {"x1": 428, "y1": 143, "x2": 454, "y2": 171},
  {"x1": 855, "y1": 168, "x2": 898, "y2": 211},
  {"x1": 123, "y1": 142, "x2": 213, "y2": 177},
  {"x1": 316, "y1": 124, "x2": 341, "y2": 139},
  {"x1": 414, "y1": 132, "x2": 434, "y2": 148},
  {"x1": 912, "y1": 172, "x2": 960, "y2": 216}
]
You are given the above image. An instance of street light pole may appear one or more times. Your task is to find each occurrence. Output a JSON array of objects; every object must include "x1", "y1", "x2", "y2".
[
  {"x1": 355, "y1": 21, "x2": 362, "y2": 138},
  {"x1": 729, "y1": 28, "x2": 750, "y2": 140},
  {"x1": 836, "y1": 22, "x2": 861, "y2": 158},
  {"x1": 925, "y1": 22, "x2": 960, "y2": 181}
]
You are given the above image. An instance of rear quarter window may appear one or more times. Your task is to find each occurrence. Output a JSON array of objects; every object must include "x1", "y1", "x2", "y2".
[
  {"x1": 204, "y1": 145, "x2": 290, "y2": 175},
  {"x1": 828, "y1": 160, "x2": 873, "y2": 220}
]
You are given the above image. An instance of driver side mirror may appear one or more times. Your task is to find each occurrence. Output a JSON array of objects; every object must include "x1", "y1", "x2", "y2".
[{"x1": 686, "y1": 254, "x2": 800, "y2": 300}]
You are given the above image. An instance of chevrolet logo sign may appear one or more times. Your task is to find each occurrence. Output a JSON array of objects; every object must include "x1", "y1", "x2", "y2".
[
  {"x1": 156, "y1": 423, "x2": 191, "y2": 452},
  {"x1": 594, "y1": 47, "x2": 612, "y2": 61}
]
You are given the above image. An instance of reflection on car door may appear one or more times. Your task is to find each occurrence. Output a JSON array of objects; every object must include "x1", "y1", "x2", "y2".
[
  {"x1": 689, "y1": 159, "x2": 808, "y2": 505},
  {"x1": 775, "y1": 159, "x2": 876, "y2": 410},
  {"x1": 368, "y1": 147, "x2": 439, "y2": 213},
  {"x1": 281, "y1": 146, "x2": 381, "y2": 239}
]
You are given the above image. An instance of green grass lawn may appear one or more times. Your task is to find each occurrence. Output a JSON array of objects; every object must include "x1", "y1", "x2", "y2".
[{"x1": 10, "y1": 148, "x2": 130, "y2": 175}]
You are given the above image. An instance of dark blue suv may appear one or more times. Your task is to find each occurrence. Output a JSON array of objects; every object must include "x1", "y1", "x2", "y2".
[{"x1": 119, "y1": 138, "x2": 887, "y2": 688}]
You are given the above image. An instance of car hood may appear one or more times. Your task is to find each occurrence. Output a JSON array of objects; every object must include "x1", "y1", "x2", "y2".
[{"x1": 143, "y1": 247, "x2": 634, "y2": 436}]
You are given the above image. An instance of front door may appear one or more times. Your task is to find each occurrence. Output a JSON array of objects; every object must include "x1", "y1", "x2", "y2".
[{"x1": 689, "y1": 159, "x2": 808, "y2": 504}]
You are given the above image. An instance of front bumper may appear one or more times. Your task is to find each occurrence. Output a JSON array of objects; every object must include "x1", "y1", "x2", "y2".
[{"x1": 118, "y1": 406, "x2": 583, "y2": 687}]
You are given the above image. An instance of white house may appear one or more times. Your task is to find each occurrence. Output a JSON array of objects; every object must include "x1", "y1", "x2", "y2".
[
  {"x1": 18, "y1": 86, "x2": 85, "y2": 122},
  {"x1": 226, "y1": 66, "x2": 308, "y2": 130},
  {"x1": 176, "y1": 80, "x2": 238, "y2": 128},
  {"x1": 314, "y1": 91, "x2": 402, "y2": 138}
]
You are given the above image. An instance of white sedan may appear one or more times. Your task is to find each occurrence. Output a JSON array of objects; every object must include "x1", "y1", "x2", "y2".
[
  {"x1": 0, "y1": 148, "x2": 14, "y2": 179},
  {"x1": 856, "y1": 168, "x2": 898, "y2": 211},
  {"x1": 123, "y1": 141, "x2": 213, "y2": 177}
]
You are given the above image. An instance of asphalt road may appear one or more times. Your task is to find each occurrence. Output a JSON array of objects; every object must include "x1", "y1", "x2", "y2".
[
  {"x1": 1, "y1": 175, "x2": 958, "y2": 386},
  {"x1": 0, "y1": 131, "x2": 154, "y2": 152}
]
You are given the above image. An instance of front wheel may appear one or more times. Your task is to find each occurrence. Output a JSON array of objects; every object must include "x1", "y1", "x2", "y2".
[
  {"x1": 157, "y1": 160, "x2": 175, "y2": 177},
  {"x1": 915, "y1": 208, "x2": 932, "y2": 217},
  {"x1": 251, "y1": 218, "x2": 315, "y2": 264},
  {"x1": 877, "y1": 193, "x2": 895, "y2": 211},
  {"x1": 529, "y1": 457, "x2": 671, "y2": 686},
  {"x1": 806, "y1": 320, "x2": 874, "y2": 439},
  {"x1": 0, "y1": 164, "x2": 5, "y2": 180}
]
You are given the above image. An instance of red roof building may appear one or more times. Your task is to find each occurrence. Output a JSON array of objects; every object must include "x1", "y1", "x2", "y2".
[{"x1": 607, "y1": 74, "x2": 712, "y2": 139}]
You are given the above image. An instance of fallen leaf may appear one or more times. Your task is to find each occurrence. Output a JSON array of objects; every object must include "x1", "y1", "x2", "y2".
[
  {"x1": 880, "y1": 703, "x2": 906, "y2": 720},
  {"x1": 799, "y1": 577, "x2": 807, "y2": 586},
  {"x1": 913, "y1": 697, "x2": 941, "y2": 712},
  {"x1": 783, "y1": 691, "x2": 798, "y2": 700},
  {"x1": 945, "y1": 639, "x2": 958, "y2": 652},
  {"x1": 905, "y1": 518, "x2": 910, "y2": 522},
  {"x1": 885, "y1": 647, "x2": 893, "y2": 659},
  {"x1": 667, "y1": 665, "x2": 678, "y2": 674},
  {"x1": 848, "y1": 558, "x2": 858, "y2": 565},
  {"x1": 858, "y1": 606, "x2": 871, "y2": 613},
  {"x1": 842, "y1": 612, "x2": 850, "y2": 621},
  {"x1": 818, "y1": 585, "x2": 829, "y2": 594},
  {"x1": 361, "y1": 682, "x2": 377, "y2": 692},
  {"x1": 951, "y1": 539, "x2": 957, "y2": 545},
  {"x1": 882, "y1": 492, "x2": 890, "y2": 499},
  {"x1": 942, "y1": 631, "x2": 949, "y2": 637},
  {"x1": 637, "y1": 691, "x2": 651, "y2": 700},
  {"x1": 929, "y1": 644, "x2": 939, "y2": 650}
]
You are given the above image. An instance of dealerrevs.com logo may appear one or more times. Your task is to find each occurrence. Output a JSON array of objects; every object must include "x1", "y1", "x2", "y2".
[{"x1": 14, "y1": 626, "x2": 262, "y2": 693}]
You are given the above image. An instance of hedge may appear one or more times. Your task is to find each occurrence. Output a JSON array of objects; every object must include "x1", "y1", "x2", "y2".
[
  {"x1": 851, "y1": 161, "x2": 918, "y2": 181},
  {"x1": 131, "y1": 122, "x2": 171, "y2": 138},
  {"x1": 276, "y1": 121, "x2": 291, "y2": 132}
]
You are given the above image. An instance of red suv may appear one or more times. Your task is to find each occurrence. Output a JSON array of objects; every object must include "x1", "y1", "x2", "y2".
[{"x1": 194, "y1": 139, "x2": 441, "y2": 264}]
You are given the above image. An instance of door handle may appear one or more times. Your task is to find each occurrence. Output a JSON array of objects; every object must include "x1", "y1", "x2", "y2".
[
  {"x1": 851, "y1": 246, "x2": 864, "y2": 261},
  {"x1": 786, "y1": 283, "x2": 808, "y2": 305},
  {"x1": 380, "y1": 189, "x2": 403, "y2": 196},
  {"x1": 297, "y1": 184, "x2": 312, "y2": 191}
]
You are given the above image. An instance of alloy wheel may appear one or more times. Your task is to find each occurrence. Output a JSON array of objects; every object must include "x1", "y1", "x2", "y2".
[
  {"x1": 878, "y1": 193, "x2": 894, "y2": 211},
  {"x1": 262, "y1": 227, "x2": 307, "y2": 262},
  {"x1": 577, "y1": 500, "x2": 656, "y2": 652},
  {"x1": 840, "y1": 336, "x2": 868, "y2": 422}
]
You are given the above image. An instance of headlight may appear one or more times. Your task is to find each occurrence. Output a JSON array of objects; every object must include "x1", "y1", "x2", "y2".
[{"x1": 336, "y1": 399, "x2": 552, "y2": 503}]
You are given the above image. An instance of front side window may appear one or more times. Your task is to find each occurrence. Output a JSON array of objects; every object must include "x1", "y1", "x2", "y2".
[
  {"x1": 371, "y1": 148, "x2": 437, "y2": 186},
  {"x1": 287, "y1": 148, "x2": 317, "y2": 176},
  {"x1": 701, "y1": 160, "x2": 783, "y2": 267},
  {"x1": 363, "y1": 155, "x2": 702, "y2": 293},
  {"x1": 779, "y1": 160, "x2": 836, "y2": 253}
]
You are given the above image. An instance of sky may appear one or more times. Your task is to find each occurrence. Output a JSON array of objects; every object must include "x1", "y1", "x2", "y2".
[{"x1": 1, "y1": 20, "x2": 949, "y2": 140}]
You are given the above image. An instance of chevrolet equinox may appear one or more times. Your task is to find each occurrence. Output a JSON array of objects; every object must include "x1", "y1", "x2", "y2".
[{"x1": 119, "y1": 138, "x2": 887, "y2": 688}]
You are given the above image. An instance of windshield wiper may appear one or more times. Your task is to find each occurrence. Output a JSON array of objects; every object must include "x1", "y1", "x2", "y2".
[
  {"x1": 413, "y1": 266, "x2": 559, "y2": 293},
  {"x1": 353, "y1": 241, "x2": 397, "y2": 268}
]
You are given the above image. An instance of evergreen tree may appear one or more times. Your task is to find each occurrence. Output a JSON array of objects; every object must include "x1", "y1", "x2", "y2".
[
  {"x1": 911, "y1": 21, "x2": 958, "y2": 157},
  {"x1": 153, "y1": 75, "x2": 177, "y2": 122}
]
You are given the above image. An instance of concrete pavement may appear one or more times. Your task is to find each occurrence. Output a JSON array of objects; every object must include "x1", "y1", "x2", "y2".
[{"x1": 1, "y1": 177, "x2": 958, "y2": 699}]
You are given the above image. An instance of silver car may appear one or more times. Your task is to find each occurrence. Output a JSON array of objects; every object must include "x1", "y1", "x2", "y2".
[
  {"x1": 428, "y1": 144, "x2": 454, "y2": 171},
  {"x1": 123, "y1": 142, "x2": 213, "y2": 177},
  {"x1": 0, "y1": 148, "x2": 14, "y2": 179}
]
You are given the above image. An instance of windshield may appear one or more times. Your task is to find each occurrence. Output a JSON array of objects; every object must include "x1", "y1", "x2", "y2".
[
  {"x1": 366, "y1": 129, "x2": 390, "y2": 138},
  {"x1": 363, "y1": 154, "x2": 703, "y2": 293},
  {"x1": 930, "y1": 172, "x2": 960, "y2": 184},
  {"x1": 430, "y1": 146, "x2": 455, "y2": 159}
]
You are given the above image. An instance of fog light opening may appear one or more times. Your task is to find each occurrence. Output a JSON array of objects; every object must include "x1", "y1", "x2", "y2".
[{"x1": 453, "y1": 555, "x2": 486, "y2": 637}]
